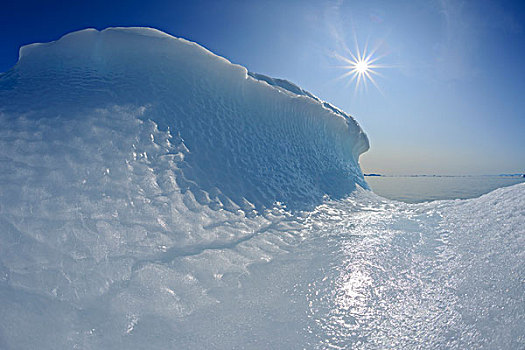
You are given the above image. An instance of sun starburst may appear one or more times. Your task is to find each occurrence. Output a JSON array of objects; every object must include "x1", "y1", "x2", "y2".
[{"x1": 334, "y1": 38, "x2": 389, "y2": 94}]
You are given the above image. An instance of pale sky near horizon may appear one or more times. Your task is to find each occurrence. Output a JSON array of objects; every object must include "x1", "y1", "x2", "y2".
[{"x1": 1, "y1": 0, "x2": 524, "y2": 175}]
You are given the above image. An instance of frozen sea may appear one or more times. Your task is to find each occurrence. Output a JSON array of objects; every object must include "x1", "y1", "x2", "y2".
[
  {"x1": 0, "y1": 28, "x2": 523, "y2": 349},
  {"x1": 366, "y1": 175, "x2": 525, "y2": 203}
]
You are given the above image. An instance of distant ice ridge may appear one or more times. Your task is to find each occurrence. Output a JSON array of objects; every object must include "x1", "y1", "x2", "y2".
[{"x1": 0, "y1": 28, "x2": 523, "y2": 349}]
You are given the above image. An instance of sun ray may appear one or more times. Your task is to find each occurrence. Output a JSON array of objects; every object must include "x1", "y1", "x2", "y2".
[
  {"x1": 362, "y1": 37, "x2": 370, "y2": 64},
  {"x1": 334, "y1": 70, "x2": 355, "y2": 82},
  {"x1": 367, "y1": 69, "x2": 385, "y2": 78},
  {"x1": 366, "y1": 41, "x2": 381, "y2": 61}
]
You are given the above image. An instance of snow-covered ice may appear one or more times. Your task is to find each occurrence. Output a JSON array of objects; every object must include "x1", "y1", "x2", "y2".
[{"x1": 0, "y1": 28, "x2": 523, "y2": 349}]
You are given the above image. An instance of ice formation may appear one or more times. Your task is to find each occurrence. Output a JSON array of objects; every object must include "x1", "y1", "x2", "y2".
[{"x1": 0, "y1": 28, "x2": 523, "y2": 349}]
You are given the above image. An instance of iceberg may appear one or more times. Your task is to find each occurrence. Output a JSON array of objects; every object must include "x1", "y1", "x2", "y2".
[{"x1": 0, "y1": 28, "x2": 523, "y2": 349}]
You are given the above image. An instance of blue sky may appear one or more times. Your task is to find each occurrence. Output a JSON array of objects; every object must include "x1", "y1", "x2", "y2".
[{"x1": 1, "y1": 0, "x2": 524, "y2": 174}]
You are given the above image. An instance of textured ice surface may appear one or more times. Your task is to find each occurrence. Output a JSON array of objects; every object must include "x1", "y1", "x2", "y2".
[{"x1": 0, "y1": 28, "x2": 523, "y2": 349}]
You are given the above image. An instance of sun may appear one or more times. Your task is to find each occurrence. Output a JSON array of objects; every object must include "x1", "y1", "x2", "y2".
[
  {"x1": 354, "y1": 60, "x2": 369, "y2": 74},
  {"x1": 334, "y1": 39, "x2": 388, "y2": 94}
]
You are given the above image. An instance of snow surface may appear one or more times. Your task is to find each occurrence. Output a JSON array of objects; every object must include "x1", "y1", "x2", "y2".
[{"x1": 0, "y1": 28, "x2": 523, "y2": 349}]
